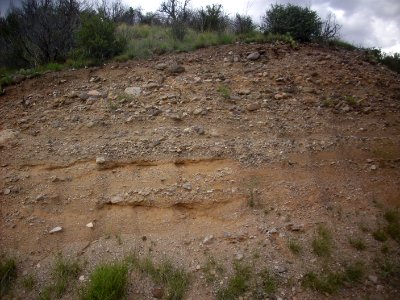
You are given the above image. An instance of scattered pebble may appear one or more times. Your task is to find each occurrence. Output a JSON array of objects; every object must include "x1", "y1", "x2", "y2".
[
  {"x1": 203, "y1": 235, "x2": 214, "y2": 245},
  {"x1": 49, "y1": 226, "x2": 63, "y2": 234}
]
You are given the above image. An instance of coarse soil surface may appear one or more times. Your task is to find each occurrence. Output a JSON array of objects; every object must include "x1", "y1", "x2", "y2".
[{"x1": 1, "y1": 42, "x2": 400, "y2": 299}]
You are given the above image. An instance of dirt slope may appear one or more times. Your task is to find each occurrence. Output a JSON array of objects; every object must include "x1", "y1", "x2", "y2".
[{"x1": 1, "y1": 42, "x2": 400, "y2": 299}]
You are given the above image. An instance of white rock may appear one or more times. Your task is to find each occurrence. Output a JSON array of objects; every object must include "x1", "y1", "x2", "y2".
[
  {"x1": 247, "y1": 52, "x2": 260, "y2": 60},
  {"x1": 193, "y1": 108, "x2": 203, "y2": 115},
  {"x1": 155, "y1": 63, "x2": 167, "y2": 70},
  {"x1": 49, "y1": 226, "x2": 63, "y2": 234},
  {"x1": 0, "y1": 129, "x2": 18, "y2": 146},
  {"x1": 4, "y1": 188, "x2": 11, "y2": 195},
  {"x1": 203, "y1": 235, "x2": 214, "y2": 245},
  {"x1": 79, "y1": 275, "x2": 85, "y2": 281},
  {"x1": 269, "y1": 228, "x2": 278, "y2": 234},
  {"x1": 96, "y1": 157, "x2": 106, "y2": 164},
  {"x1": 111, "y1": 195, "x2": 123, "y2": 204},
  {"x1": 86, "y1": 222, "x2": 94, "y2": 228},
  {"x1": 87, "y1": 90, "x2": 101, "y2": 97},
  {"x1": 183, "y1": 182, "x2": 192, "y2": 190},
  {"x1": 235, "y1": 253, "x2": 244, "y2": 260},
  {"x1": 124, "y1": 87, "x2": 141, "y2": 97}
]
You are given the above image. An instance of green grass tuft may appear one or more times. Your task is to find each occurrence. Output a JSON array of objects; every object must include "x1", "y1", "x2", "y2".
[
  {"x1": 0, "y1": 256, "x2": 17, "y2": 296},
  {"x1": 373, "y1": 229, "x2": 388, "y2": 242},
  {"x1": 81, "y1": 262, "x2": 128, "y2": 300},
  {"x1": 377, "y1": 257, "x2": 400, "y2": 279},
  {"x1": 53, "y1": 255, "x2": 81, "y2": 297},
  {"x1": 344, "y1": 95, "x2": 359, "y2": 107},
  {"x1": 258, "y1": 269, "x2": 277, "y2": 295},
  {"x1": 349, "y1": 238, "x2": 367, "y2": 251},
  {"x1": 288, "y1": 238, "x2": 302, "y2": 254},
  {"x1": 155, "y1": 261, "x2": 189, "y2": 300},
  {"x1": 217, "y1": 262, "x2": 251, "y2": 300},
  {"x1": 22, "y1": 274, "x2": 36, "y2": 291},
  {"x1": 217, "y1": 85, "x2": 231, "y2": 99},
  {"x1": 127, "y1": 255, "x2": 189, "y2": 300},
  {"x1": 302, "y1": 262, "x2": 364, "y2": 294},
  {"x1": 302, "y1": 271, "x2": 343, "y2": 294},
  {"x1": 384, "y1": 210, "x2": 399, "y2": 223},
  {"x1": 384, "y1": 209, "x2": 400, "y2": 242},
  {"x1": 344, "y1": 262, "x2": 365, "y2": 282},
  {"x1": 39, "y1": 255, "x2": 81, "y2": 299},
  {"x1": 40, "y1": 62, "x2": 63, "y2": 72},
  {"x1": 312, "y1": 225, "x2": 332, "y2": 257},
  {"x1": 0, "y1": 75, "x2": 13, "y2": 89},
  {"x1": 325, "y1": 39, "x2": 357, "y2": 50},
  {"x1": 202, "y1": 256, "x2": 225, "y2": 283}
]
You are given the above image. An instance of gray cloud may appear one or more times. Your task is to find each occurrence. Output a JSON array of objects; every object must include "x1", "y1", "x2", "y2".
[
  {"x1": 310, "y1": 0, "x2": 400, "y2": 51},
  {"x1": 223, "y1": 0, "x2": 400, "y2": 51}
]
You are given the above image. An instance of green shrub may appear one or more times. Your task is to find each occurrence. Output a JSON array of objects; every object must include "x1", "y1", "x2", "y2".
[
  {"x1": 262, "y1": 4, "x2": 322, "y2": 42},
  {"x1": 194, "y1": 4, "x2": 228, "y2": 33},
  {"x1": 365, "y1": 48, "x2": 400, "y2": 73},
  {"x1": 41, "y1": 62, "x2": 63, "y2": 72},
  {"x1": 326, "y1": 39, "x2": 357, "y2": 50},
  {"x1": 82, "y1": 262, "x2": 128, "y2": 300},
  {"x1": 233, "y1": 14, "x2": 256, "y2": 35},
  {"x1": 380, "y1": 52, "x2": 400, "y2": 73},
  {"x1": 77, "y1": 14, "x2": 126, "y2": 61},
  {"x1": 0, "y1": 257, "x2": 17, "y2": 296}
]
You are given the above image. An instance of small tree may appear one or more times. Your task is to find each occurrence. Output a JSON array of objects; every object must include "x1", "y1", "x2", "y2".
[
  {"x1": 189, "y1": 4, "x2": 229, "y2": 32},
  {"x1": 159, "y1": 0, "x2": 190, "y2": 40},
  {"x1": 0, "y1": 0, "x2": 81, "y2": 67},
  {"x1": 233, "y1": 14, "x2": 255, "y2": 35},
  {"x1": 139, "y1": 12, "x2": 163, "y2": 26},
  {"x1": 262, "y1": 4, "x2": 322, "y2": 42},
  {"x1": 76, "y1": 13, "x2": 125, "y2": 61},
  {"x1": 321, "y1": 13, "x2": 341, "y2": 41}
]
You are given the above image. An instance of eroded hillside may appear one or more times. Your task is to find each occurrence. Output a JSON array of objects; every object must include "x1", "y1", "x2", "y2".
[{"x1": 1, "y1": 42, "x2": 400, "y2": 299}]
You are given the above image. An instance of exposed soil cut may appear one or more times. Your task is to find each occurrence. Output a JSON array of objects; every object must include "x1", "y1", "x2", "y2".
[{"x1": 1, "y1": 43, "x2": 400, "y2": 299}]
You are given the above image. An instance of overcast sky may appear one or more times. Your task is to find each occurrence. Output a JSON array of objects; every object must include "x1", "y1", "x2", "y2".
[{"x1": 1, "y1": 0, "x2": 399, "y2": 52}]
